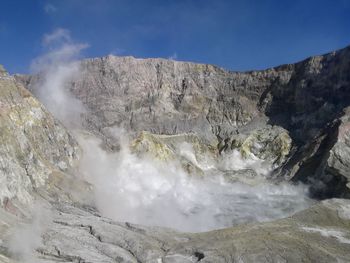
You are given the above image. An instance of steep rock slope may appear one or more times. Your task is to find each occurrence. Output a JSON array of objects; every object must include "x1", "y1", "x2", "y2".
[
  {"x1": 0, "y1": 66, "x2": 83, "y2": 214},
  {"x1": 74, "y1": 56, "x2": 292, "y2": 141},
  {"x1": 65, "y1": 47, "x2": 350, "y2": 144},
  {"x1": 20, "y1": 45, "x2": 350, "y2": 197}
]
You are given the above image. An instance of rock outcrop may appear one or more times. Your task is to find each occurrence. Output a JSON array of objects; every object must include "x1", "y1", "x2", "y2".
[
  {"x1": 131, "y1": 131, "x2": 218, "y2": 175},
  {"x1": 328, "y1": 107, "x2": 350, "y2": 192},
  {"x1": 0, "y1": 67, "x2": 86, "y2": 214}
]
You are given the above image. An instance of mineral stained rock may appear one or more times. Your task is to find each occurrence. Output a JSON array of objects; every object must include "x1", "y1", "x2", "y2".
[{"x1": 0, "y1": 71, "x2": 85, "y2": 214}]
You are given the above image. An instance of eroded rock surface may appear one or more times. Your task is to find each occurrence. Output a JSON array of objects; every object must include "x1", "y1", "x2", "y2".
[
  {"x1": 327, "y1": 107, "x2": 350, "y2": 195},
  {"x1": 0, "y1": 71, "x2": 86, "y2": 214},
  {"x1": 0, "y1": 198, "x2": 349, "y2": 263}
]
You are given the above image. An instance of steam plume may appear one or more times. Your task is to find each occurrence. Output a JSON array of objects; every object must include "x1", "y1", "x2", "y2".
[{"x1": 27, "y1": 28, "x2": 312, "y2": 232}]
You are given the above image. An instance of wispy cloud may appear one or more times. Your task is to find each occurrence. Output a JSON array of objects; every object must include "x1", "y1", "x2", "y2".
[
  {"x1": 168, "y1": 52, "x2": 178, "y2": 60},
  {"x1": 42, "y1": 28, "x2": 71, "y2": 46},
  {"x1": 33, "y1": 29, "x2": 88, "y2": 70},
  {"x1": 44, "y1": 3, "x2": 57, "y2": 14},
  {"x1": 30, "y1": 28, "x2": 88, "y2": 127}
]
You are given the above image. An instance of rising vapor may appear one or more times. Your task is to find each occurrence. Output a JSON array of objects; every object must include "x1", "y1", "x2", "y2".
[
  {"x1": 26, "y1": 28, "x2": 312, "y2": 233},
  {"x1": 30, "y1": 28, "x2": 87, "y2": 128}
]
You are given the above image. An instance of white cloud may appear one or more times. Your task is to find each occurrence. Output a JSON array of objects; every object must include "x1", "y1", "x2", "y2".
[
  {"x1": 42, "y1": 28, "x2": 71, "y2": 46},
  {"x1": 168, "y1": 52, "x2": 178, "y2": 60},
  {"x1": 30, "y1": 28, "x2": 88, "y2": 128},
  {"x1": 34, "y1": 28, "x2": 88, "y2": 70},
  {"x1": 31, "y1": 42, "x2": 88, "y2": 70},
  {"x1": 44, "y1": 3, "x2": 57, "y2": 14}
]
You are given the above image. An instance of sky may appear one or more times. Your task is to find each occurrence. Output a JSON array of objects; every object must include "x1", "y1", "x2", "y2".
[{"x1": 0, "y1": 0, "x2": 350, "y2": 74}]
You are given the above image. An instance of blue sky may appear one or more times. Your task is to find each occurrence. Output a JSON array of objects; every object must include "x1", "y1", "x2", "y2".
[{"x1": 1, "y1": 0, "x2": 350, "y2": 73}]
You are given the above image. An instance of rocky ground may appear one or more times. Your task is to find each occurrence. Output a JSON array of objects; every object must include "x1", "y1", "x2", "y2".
[
  {"x1": 1, "y1": 198, "x2": 350, "y2": 263},
  {"x1": 0, "y1": 45, "x2": 350, "y2": 262}
]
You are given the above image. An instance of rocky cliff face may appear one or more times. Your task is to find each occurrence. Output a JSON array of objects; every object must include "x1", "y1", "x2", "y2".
[
  {"x1": 0, "y1": 68, "x2": 85, "y2": 214},
  {"x1": 73, "y1": 56, "x2": 292, "y2": 141},
  {"x1": 70, "y1": 47, "x2": 350, "y2": 142},
  {"x1": 19, "y1": 46, "x2": 350, "y2": 197}
]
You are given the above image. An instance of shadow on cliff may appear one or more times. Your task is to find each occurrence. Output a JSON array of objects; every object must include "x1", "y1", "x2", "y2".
[{"x1": 261, "y1": 45, "x2": 350, "y2": 199}]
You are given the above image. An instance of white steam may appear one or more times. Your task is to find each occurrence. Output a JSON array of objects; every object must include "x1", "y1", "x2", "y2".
[
  {"x1": 8, "y1": 202, "x2": 51, "y2": 263},
  {"x1": 218, "y1": 149, "x2": 274, "y2": 176},
  {"x1": 77, "y1": 133, "x2": 312, "y2": 232},
  {"x1": 29, "y1": 28, "x2": 313, "y2": 233},
  {"x1": 178, "y1": 142, "x2": 216, "y2": 170},
  {"x1": 30, "y1": 28, "x2": 87, "y2": 128}
]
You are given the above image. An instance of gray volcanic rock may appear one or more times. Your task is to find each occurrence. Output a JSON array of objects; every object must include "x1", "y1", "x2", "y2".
[
  {"x1": 0, "y1": 67, "x2": 86, "y2": 214},
  {"x1": 265, "y1": 50, "x2": 350, "y2": 143},
  {"x1": 3, "y1": 42, "x2": 350, "y2": 262},
  {"x1": 73, "y1": 56, "x2": 293, "y2": 143},
  {"x1": 327, "y1": 107, "x2": 350, "y2": 196},
  {"x1": 14, "y1": 56, "x2": 295, "y2": 147},
  {"x1": 16, "y1": 46, "x2": 350, "y2": 197},
  {"x1": 220, "y1": 125, "x2": 292, "y2": 164},
  {"x1": 56, "y1": 47, "x2": 350, "y2": 145},
  {"x1": 277, "y1": 107, "x2": 350, "y2": 198},
  {"x1": 20, "y1": 45, "x2": 347, "y2": 197},
  {"x1": 17, "y1": 47, "x2": 350, "y2": 143},
  {"x1": 0, "y1": 198, "x2": 349, "y2": 262}
]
